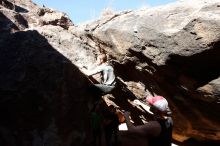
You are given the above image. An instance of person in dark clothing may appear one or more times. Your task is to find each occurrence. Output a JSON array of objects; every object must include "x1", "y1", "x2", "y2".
[
  {"x1": 148, "y1": 116, "x2": 173, "y2": 146},
  {"x1": 90, "y1": 101, "x2": 120, "y2": 146},
  {"x1": 123, "y1": 96, "x2": 173, "y2": 146},
  {"x1": 103, "y1": 105, "x2": 120, "y2": 146},
  {"x1": 90, "y1": 101, "x2": 104, "y2": 146}
]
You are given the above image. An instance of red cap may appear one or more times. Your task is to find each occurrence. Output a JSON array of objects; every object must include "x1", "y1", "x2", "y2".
[{"x1": 146, "y1": 96, "x2": 168, "y2": 112}]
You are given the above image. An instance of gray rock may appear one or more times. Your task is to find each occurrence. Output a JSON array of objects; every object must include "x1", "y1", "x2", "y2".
[{"x1": 1, "y1": 0, "x2": 220, "y2": 145}]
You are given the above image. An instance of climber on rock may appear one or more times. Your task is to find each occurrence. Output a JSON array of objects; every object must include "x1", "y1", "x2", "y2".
[{"x1": 81, "y1": 53, "x2": 116, "y2": 96}]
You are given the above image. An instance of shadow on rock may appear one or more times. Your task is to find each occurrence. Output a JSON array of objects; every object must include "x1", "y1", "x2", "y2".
[{"x1": 0, "y1": 27, "x2": 94, "y2": 146}]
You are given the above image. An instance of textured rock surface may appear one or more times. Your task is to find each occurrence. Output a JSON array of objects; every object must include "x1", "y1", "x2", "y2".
[
  {"x1": 0, "y1": 1, "x2": 93, "y2": 146},
  {"x1": 0, "y1": 0, "x2": 220, "y2": 145},
  {"x1": 79, "y1": 0, "x2": 220, "y2": 141}
]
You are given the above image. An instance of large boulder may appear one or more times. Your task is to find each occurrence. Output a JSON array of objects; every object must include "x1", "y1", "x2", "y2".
[
  {"x1": 1, "y1": 0, "x2": 220, "y2": 145},
  {"x1": 78, "y1": 0, "x2": 220, "y2": 142},
  {"x1": 0, "y1": 1, "x2": 95, "y2": 146}
]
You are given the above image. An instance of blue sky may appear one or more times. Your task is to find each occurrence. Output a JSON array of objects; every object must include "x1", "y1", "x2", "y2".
[{"x1": 33, "y1": 0, "x2": 176, "y2": 24}]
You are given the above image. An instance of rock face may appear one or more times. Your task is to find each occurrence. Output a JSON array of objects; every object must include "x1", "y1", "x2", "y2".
[
  {"x1": 0, "y1": 0, "x2": 220, "y2": 146},
  {"x1": 0, "y1": 1, "x2": 94, "y2": 146},
  {"x1": 80, "y1": 0, "x2": 220, "y2": 141}
]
